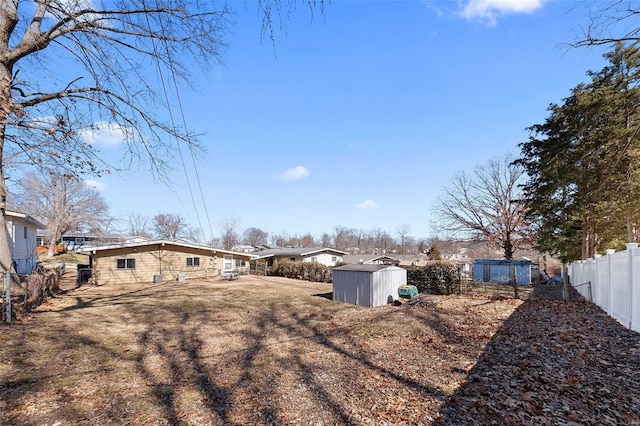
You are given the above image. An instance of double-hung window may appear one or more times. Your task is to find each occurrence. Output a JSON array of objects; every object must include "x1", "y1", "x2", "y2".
[
  {"x1": 116, "y1": 258, "x2": 136, "y2": 269},
  {"x1": 186, "y1": 257, "x2": 200, "y2": 267}
]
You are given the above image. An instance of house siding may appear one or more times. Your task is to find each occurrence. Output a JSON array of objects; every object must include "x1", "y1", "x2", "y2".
[
  {"x1": 90, "y1": 244, "x2": 251, "y2": 285},
  {"x1": 6, "y1": 218, "x2": 39, "y2": 274},
  {"x1": 303, "y1": 252, "x2": 342, "y2": 267}
]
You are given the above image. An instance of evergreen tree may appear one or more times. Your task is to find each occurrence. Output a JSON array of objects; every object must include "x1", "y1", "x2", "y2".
[{"x1": 519, "y1": 43, "x2": 640, "y2": 261}]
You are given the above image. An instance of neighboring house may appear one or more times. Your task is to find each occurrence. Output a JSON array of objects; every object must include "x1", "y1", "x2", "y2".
[
  {"x1": 398, "y1": 259, "x2": 428, "y2": 267},
  {"x1": 232, "y1": 244, "x2": 255, "y2": 253},
  {"x1": 78, "y1": 240, "x2": 254, "y2": 285},
  {"x1": 254, "y1": 243, "x2": 281, "y2": 251},
  {"x1": 37, "y1": 231, "x2": 127, "y2": 250},
  {"x1": 251, "y1": 247, "x2": 347, "y2": 268},
  {"x1": 6, "y1": 210, "x2": 45, "y2": 274},
  {"x1": 342, "y1": 254, "x2": 400, "y2": 266},
  {"x1": 332, "y1": 264, "x2": 407, "y2": 307},
  {"x1": 396, "y1": 256, "x2": 428, "y2": 267}
]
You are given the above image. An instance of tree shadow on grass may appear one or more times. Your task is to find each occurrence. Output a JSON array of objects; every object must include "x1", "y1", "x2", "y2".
[
  {"x1": 5, "y1": 280, "x2": 575, "y2": 425},
  {"x1": 435, "y1": 293, "x2": 640, "y2": 425}
]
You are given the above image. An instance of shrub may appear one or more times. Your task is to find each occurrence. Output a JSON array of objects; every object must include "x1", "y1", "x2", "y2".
[
  {"x1": 270, "y1": 260, "x2": 332, "y2": 283},
  {"x1": 407, "y1": 261, "x2": 461, "y2": 295}
]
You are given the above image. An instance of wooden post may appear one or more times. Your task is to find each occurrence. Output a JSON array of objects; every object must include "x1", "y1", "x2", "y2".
[
  {"x1": 563, "y1": 263, "x2": 570, "y2": 301},
  {"x1": 5, "y1": 270, "x2": 11, "y2": 323}
]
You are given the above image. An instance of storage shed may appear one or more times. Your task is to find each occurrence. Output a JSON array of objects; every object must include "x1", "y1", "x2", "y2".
[
  {"x1": 473, "y1": 259, "x2": 532, "y2": 285},
  {"x1": 332, "y1": 264, "x2": 407, "y2": 307}
]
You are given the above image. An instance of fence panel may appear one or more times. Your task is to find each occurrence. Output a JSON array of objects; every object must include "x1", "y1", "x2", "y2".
[
  {"x1": 569, "y1": 243, "x2": 640, "y2": 332},
  {"x1": 632, "y1": 247, "x2": 640, "y2": 333},
  {"x1": 594, "y1": 255, "x2": 608, "y2": 311},
  {"x1": 609, "y1": 251, "x2": 630, "y2": 326}
]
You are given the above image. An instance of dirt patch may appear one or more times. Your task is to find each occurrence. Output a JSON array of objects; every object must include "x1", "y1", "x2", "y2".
[{"x1": 0, "y1": 276, "x2": 637, "y2": 425}]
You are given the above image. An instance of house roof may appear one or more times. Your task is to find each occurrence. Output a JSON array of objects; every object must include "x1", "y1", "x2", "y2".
[
  {"x1": 333, "y1": 264, "x2": 402, "y2": 272},
  {"x1": 252, "y1": 247, "x2": 348, "y2": 259},
  {"x1": 256, "y1": 244, "x2": 281, "y2": 250},
  {"x1": 6, "y1": 210, "x2": 46, "y2": 229},
  {"x1": 342, "y1": 254, "x2": 400, "y2": 265},
  {"x1": 78, "y1": 239, "x2": 254, "y2": 258}
]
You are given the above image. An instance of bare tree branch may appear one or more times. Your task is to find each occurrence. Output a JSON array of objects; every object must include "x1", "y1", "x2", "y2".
[{"x1": 432, "y1": 155, "x2": 533, "y2": 259}]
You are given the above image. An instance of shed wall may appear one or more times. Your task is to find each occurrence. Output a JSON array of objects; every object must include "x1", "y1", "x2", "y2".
[
  {"x1": 371, "y1": 268, "x2": 406, "y2": 306},
  {"x1": 332, "y1": 270, "x2": 372, "y2": 306},
  {"x1": 473, "y1": 261, "x2": 532, "y2": 285}
]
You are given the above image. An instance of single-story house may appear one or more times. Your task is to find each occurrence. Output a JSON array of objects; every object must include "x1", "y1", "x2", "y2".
[
  {"x1": 78, "y1": 240, "x2": 254, "y2": 285},
  {"x1": 6, "y1": 210, "x2": 45, "y2": 274},
  {"x1": 397, "y1": 256, "x2": 428, "y2": 267},
  {"x1": 342, "y1": 254, "x2": 400, "y2": 266},
  {"x1": 251, "y1": 247, "x2": 347, "y2": 268},
  {"x1": 232, "y1": 244, "x2": 256, "y2": 253},
  {"x1": 332, "y1": 264, "x2": 407, "y2": 307},
  {"x1": 37, "y1": 231, "x2": 128, "y2": 250}
]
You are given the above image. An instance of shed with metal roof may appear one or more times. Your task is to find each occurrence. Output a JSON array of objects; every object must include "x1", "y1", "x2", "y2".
[{"x1": 332, "y1": 264, "x2": 407, "y2": 307}]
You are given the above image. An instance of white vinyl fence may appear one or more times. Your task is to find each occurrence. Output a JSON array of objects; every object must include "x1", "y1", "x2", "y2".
[{"x1": 569, "y1": 243, "x2": 640, "y2": 332}]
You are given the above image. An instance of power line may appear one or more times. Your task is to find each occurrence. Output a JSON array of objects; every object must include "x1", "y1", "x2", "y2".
[{"x1": 141, "y1": 1, "x2": 214, "y2": 242}]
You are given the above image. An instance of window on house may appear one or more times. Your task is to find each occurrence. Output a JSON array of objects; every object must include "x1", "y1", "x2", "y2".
[
  {"x1": 235, "y1": 258, "x2": 245, "y2": 267},
  {"x1": 311, "y1": 257, "x2": 318, "y2": 262},
  {"x1": 223, "y1": 255, "x2": 233, "y2": 271},
  {"x1": 116, "y1": 258, "x2": 136, "y2": 269},
  {"x1": 186, "y1": 257, "x2": 200, "y2": 267},
  {"x1": 332, "y1": 256, "x2": 337, "y2": 262},
  {"x1": 290, "y1": 257, "x2": 296, "y2": 261},
  {"x1": 23, "y1": 226, "x2": 27, "y2": 239}
]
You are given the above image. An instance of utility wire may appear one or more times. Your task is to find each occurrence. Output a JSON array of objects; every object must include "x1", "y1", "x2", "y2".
[{"x1": 141, "y1": 1, "x2": 212, "y2": 241}]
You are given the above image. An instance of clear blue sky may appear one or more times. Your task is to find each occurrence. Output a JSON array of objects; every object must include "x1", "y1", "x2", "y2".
[{"x1": 87, "y1": 0, "x2": 611, "y2": 241}]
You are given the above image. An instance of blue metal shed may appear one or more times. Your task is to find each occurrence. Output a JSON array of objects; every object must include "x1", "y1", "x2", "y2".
[{"x1": 473, "y1": 259, "x2": 532, "y2": 285}]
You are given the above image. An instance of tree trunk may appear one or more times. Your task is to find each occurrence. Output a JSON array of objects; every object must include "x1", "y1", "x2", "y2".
[
  {"x1": 0, "y1": 64, "x2": 15, "y2": 273},
  {"x1": 503, "y1": 238, "x2": 514, "y2": 260}
]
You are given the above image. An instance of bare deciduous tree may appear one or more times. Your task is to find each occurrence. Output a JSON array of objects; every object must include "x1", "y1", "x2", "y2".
[
  {"x1": 11, "y1": 172, "x2": 109, "y2": 258},
  {"x1": 396, "y1": 223, "x2": 411, "y2": 255},
  {"x1": 220, "y1": 216, "x2": 239, "y2": 250},
  {"x1": 297, "y1": 233, "x2": 317, "y2": 248},
  {"x1": 0, "y1": 1, "x2": 236, "y2": 271},
  {"x1": 242, "y1": 227, "x2": 269, "y2": 247},
  {"x1": 128, "y1": 212, "x2": 153, "y2": 239},
  {"x1": 153, "y1": 213, "x2": 188, "y2": 240},
  {"x1": 573, "y1": 1, "x2": 640, "y2": 47},
  {"x1": 320, "y1": 233, "x2": 332, "y2": 248},
  {"x1": 371, "y1": 228, "x2": 396, "y2": 255},
  {"x1": 332, "y1": 226, "x2": 351, "y2": 251},
  {"x1": 0, "y1": 0, "x2": 322, "y2": 272},
  {"x1": 432, "y1": 155, "x2": 533, "y2": 260}
]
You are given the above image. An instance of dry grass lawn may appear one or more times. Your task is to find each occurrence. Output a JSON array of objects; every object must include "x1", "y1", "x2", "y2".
[{"x1": 0, "y1": 273, "x2": 526, "y2": 425}]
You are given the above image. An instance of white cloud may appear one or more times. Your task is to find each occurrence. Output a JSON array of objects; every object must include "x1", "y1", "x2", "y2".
[
  {"x1": 355, "y1": 199, "x2": 379, "y2": 210},
  {"x1": 84, "y1": 179, "x2": 108, "y2": 192},
  {"x1": 459, "y1": 0, "x2": 546, "y2": 25},
  {"x1": 275, "y1": 166, "x2": 310, "y2": 181},
  {"x1": 80, "y1": 121, "x2": 130, "y2": 147}
]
